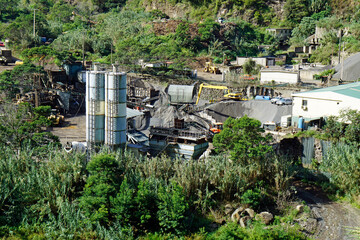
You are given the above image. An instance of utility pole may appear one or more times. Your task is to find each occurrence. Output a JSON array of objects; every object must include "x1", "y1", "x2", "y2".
[
  {"x1": 82, "y1": 30, "x2": 85, "y2": 67},
  {"x1": 338, "y1": 29, "x2": 342, "y2": 64},
  {"x1": 33, "y1": 9, "x2": 38, "y2": 38},
  {"x1": 340, "y1": 42, "x2": 345, "y2": 82}
]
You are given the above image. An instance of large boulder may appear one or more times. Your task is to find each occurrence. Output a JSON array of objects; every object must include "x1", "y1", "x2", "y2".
[
  {"x1": 256, "y1": 212, "x2": 274, "y2": 225},
  {"x1": 231, "y1": 207, "x2": 244, "y2": 223},
  {"x1": 244, "y1": 208, "x2": 255, "y2": 218},
  {"x1": 296, "y1": 204, "x2": 304, "y2": 213},
  {"x1": 225, "y1": 204, "x2": 234, "y2": 215},
  {"x1": 240, "y1": 216, "x2": 252, "y2": 228}
]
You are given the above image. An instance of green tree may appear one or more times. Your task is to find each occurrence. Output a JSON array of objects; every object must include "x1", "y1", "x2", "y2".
[
  {"x1": 323, "y1": 110, "x2": 360, "y2": 144},
  {"x1": 289, "y1": 17, "x2": 316, "y2": 46},
  {"x1": 175, "y1": 22, "x2": 192, "y2": 48},
  {"x1": 0, "y1": 0, "x2": 20, "y2": 21},
  {"x1": 198, "y1": 18, "x2": 219, "y2": 42},
  {"x1": 213, "y1": 116, "x2": 272, "y2": 163},
  {"x1": 135, "y1": 179, "x2": 159, "y2": 231},
  {"x1": 79, "y1": 154, "x2": 122, "y2": 225},
  {"x1": 243, "y1": 58, "x2": 259, "y2": 74},
  {"x1": 4, "y1": 12, "x2": 51, "y2": 47},
  {"x1": 0, "y1": 103, "x2": 59, "y2": 152},
  {"x1": 284, "y1": 0, "x2": 309, "y2": 26},
  {"x1": 47, "y1": 0, "x2": 75, "y2": 23},
  {"x1": 91, "y1": 0, "x2": 126, "y2": 12},
  {"x1": 157, "y1": 181, "x2": 188, "y2": 235},
  {"x1": 111, "y1": 178, "x2": 135, "y2": 226}
]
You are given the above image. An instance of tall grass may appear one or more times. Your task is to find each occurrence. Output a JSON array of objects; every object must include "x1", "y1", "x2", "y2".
[
  {"x1": 0, "y1": 144, "x2": 297, "y2": 238},
  {"x1": 320, "y1": 143, "x2": 360, "y2": 199}
]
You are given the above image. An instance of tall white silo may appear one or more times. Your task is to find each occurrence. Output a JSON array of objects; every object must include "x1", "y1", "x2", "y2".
[
  {"x1": 86, "y1": 65, "x2": 106, "y2": 147},
  {"x1": 105, "y1": 66, "x2": 127, "y2": 149}
]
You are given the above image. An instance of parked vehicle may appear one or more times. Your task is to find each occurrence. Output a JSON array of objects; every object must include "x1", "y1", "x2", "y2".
[
  {"x1": 0, "y1": 50, "x2": 12, "y2": 65},
  {"x1": 276, "y1": 98, "x2": 292, "y2": 105},
  {"x1": 204, "y1": 61, "x2": 221, "y2": 74},
  {"x1": 0, "y1": 42, "x2": 4, "y2": 47},
  {"x1": 255, "y1": 95, "x2": 271, "y2": 100},
  {"x1": 271, "y1": 96, "x2": 282, "y2": 104}
]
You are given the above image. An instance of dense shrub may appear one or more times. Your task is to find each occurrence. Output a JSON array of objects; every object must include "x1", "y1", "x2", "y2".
[
  {"x1": 320, "y1": 143, "x2": 360, "y2": 198},
  {"x1": 208, "y1": 222, "x2": 307, "y2": 239}
]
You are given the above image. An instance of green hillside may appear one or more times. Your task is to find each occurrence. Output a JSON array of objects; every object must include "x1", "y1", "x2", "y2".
[{"x1": 0, "y1": 0, "x2": 359, "y2": 65}]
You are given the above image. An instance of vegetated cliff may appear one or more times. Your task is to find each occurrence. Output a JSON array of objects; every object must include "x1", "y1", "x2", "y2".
[{"x1": 140, "y1": 0, "x2": 287, "y2": 25}]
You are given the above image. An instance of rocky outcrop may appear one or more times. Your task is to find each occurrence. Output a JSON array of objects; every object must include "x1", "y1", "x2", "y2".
[
  {"x1": 256, "y1": 211, "x2": 274, "y2": 225},
  {"x1": 231, "y1": 207, "x2": 274, "y2": 227}
]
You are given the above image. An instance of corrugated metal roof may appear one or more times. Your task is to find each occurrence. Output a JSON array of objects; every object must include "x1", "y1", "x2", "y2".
[
  {"x1": 167, "y1": 85, "x2": 195, "y2": 103},
  {"x1": 127, "y1": 130, "x2": 149, "y2": 145},
  {"x1": 126, "y1": 108, "x2": 144, "y2": 119},
  {"x1": 293, "y1": 82, "x2": 360, "y2": 99}
]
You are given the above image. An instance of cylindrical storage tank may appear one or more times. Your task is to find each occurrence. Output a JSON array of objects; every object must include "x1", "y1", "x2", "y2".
[
  {"x1": 105, "y1": 72, "x2": 127, "y2": 149},
  {"x1": 298, "y1": 117, "x2": 304, "y2": 130},
  {"x1": 77, "y1": 70, "x2": 87, "y2": 83},
  {"x1": 86, "y1": 70, "x2": 106, "y2": 146}
]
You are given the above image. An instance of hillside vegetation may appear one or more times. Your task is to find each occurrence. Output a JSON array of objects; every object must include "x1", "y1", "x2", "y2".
[{"x1": 1, "y1": 0, "x2": 360, "y2": 65}]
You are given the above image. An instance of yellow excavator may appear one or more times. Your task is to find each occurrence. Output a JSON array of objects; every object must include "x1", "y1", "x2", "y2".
[
  {"x1": 195, "y1": 83, "x2": 246, "y2": 104},
  {"x1": 204, "y1": 61, "x2": 221, "y2": 74}
]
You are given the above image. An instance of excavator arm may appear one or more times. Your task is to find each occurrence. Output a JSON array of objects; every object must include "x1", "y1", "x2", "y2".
[{"x1": 195, "y1": 83, "x2": 229, "y2": 105}]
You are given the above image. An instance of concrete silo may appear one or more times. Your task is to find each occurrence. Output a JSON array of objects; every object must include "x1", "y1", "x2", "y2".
[
  {"x1": 86, "y1": 65, "x2": 106, "y2": 147},
  {"x1": 105, "y1": 65, "x2": 127, "y2": 149}
]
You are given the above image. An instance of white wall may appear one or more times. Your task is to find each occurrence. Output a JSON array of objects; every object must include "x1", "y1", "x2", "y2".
[
  {"x1": 300, "y1": 69, "x2": 322, "y2": 81},
  {"x1": 292, "y1": 92, "x2": 360, "y2": 119},
  {"x1": 236, "y1": 57, "x2": 267, "y2": 66},
  {"x1": 260, "y1": 71, "x2": 299, "y2": 84}
]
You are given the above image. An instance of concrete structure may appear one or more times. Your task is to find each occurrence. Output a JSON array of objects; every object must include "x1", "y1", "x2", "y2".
[
  {"x1": 86, "y1": 64, "x2": 127, "y2": 150},
  {"x1": 149, "y1": 126, "x2": 209, "y2": 160},
  {"x1": 167, "y1": 85, "x2": 195, "y2": 103},
  {"x1": 235, "y1": 57, "x2": 275, "y2": 67},
  {"x1": 266, "y1": 28, "x2": 292, "y2": 41},
  {"x1": 149, "y1": 118, "x2": 209, "y2": 159},
  {"x1": 260, "y1": 69, "x2": 299, "y2": 84},
  {"x1": 86, "y1": 66, "x2": 106, "y2": 145},
  {"x1": 292, "y1": 82, "x2": 360, "y2": 128},
  {"x1": 299, "y1": 65, "x2": 332, "y2": 81},
  {"x1": 105, "y1": 67, "x2": 127, "y2": 149}
]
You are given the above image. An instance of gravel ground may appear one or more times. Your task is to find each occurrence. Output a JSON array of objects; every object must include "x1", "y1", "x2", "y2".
[
  {"x1": 205, "y1": 100, "x2": 292, "y2": 123},
  {"x1": 295, "y1": 181, "x2": 360, "y2": 240}
]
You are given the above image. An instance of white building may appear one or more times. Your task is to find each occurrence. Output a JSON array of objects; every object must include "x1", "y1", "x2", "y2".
[
  {"x1": 260, "y1": 69, "x2": 299, "y2": 84},
  {"x1": 235, "y1": 57, "x2": 275, "y2": 67},
  {"x1": 292, "y1": 82, "x2": 360, "y2": 128}
]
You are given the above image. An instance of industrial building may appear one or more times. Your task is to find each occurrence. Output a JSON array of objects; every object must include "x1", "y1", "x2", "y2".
[
  {"x1": 260, "y1": 69, "x2": 300, "y2": 84},
  {"x1": 149, "y1": 118, "x2": 209, "y2": 159},
  {"x1": 292, "y1": 82, "x2": 360, "y2": 129}
]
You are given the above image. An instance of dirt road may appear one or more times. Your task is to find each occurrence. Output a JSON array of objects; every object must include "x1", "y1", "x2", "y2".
[
  {"x1": 295, "y1": 181, "x2": 360, "y2": 240},
  {"x1": 0, "y1": 63, "x2": 15, "y2": 73}
]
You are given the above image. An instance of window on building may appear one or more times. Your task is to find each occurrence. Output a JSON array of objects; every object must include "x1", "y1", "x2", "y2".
[{"x1": 302, "y1": 100, "x2": 307, "y2": 106}]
